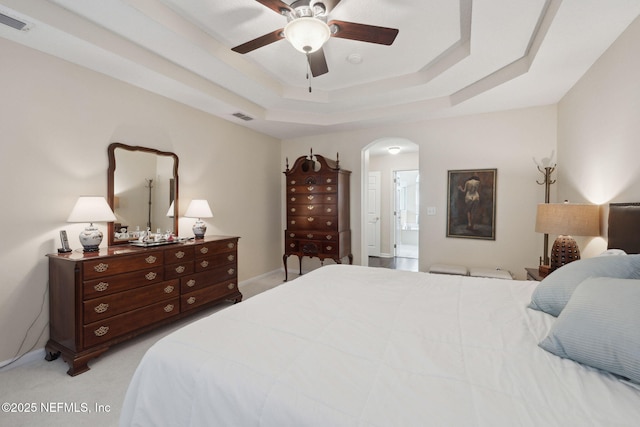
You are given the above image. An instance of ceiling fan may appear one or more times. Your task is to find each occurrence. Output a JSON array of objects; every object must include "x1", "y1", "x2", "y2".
[{"x1": 231, "y1": 0, "x2": 399, "y2": 77}]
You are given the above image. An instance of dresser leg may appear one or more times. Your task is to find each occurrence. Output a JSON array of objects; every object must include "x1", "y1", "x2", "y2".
[
  {"x1": 348, "y1": 254, "x2": 353, "y2": 265},
  {"x1": 283, "y1": 254, "x2": 289, "y2": 282}
]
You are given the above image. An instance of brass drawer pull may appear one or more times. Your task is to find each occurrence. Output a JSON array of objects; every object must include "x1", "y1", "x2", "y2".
[
  {"x1": 307, "y1": 205, "x2": 315, "y2": 211},
  {"x1": 94, "y1": 282, "x2": 109, "y2": 292},
  {"x1": 200, "y1": 260, "x2": 209, "y2": 268},
  {"x1": 94, "y1": 326, "x2": 109, "y2": 337},
  {"x1": 200, "y1": 247, "x2": 209, "y2": 254},
  {"x1": 327, "y1": 196, "x2": 333, "y2": 201},
  {"x1": 187, "y1": 296, "x2": 196, "y2": 305},
  {"x1": 290, "y1": 188, "x2": 296, "y2": 193},
  {"x1": 290, "y1": 180, "x2": 296, "y2": 185},
  {"x1": 228, "y1": 283, "x2": 235, "y2": 290},
  {"x1": 326, "y1": 235, "x2": 332, "y2": 240},
  {"x1": 94, "y1": 303, "x2": 109, "y2": 314},
  {"x1": 327, "y1": 186, "x2": 333, "y2": 191},
  {"x1": 326, "y1": 178, "x2": 333, "y2": 183},
  {"x1": 93, "y1": 263, "x2": 109, "y2": 273},
  {"x1": 164, "y1": 304, "x2": 175, "y2": 313},
  {"x1": 227, "y1": 268, "x2": 235, "y2": 275},
  {"x1": 164, "y1": 285, "x2": 174, "y2": 294},
  {"x1": 326, "y1": 246, "x2": 333, "y2": 251},
  {"x1": 307, "y1": 234, "x2": 314, "y2": 238},
  {"x1": 326, "y1": 208, "x2": 333, "y2": 213},
  {"x1": 227, "y1": 255, "x2": 235, "y2": 262},
  {"x1": 326, "y1": 221, "x2": 332, "y2": 226},
  {"x1": 175, "y1": 265, "x2": 186, "y2": 273},
  {"x1": 307, "y1": 186, "x2": 314, "y2": 191},
  {"x1": 290, "y1": 220, "x2": 296, "y2": 225},
  {"x1": 145, "y1": 255, "x2": 157, "y2": 264},
  {"x1": 290, "y1": 243, "x2": 296, "y2": 248},
  {"x1": 145, "y1": 272, "x2": 157, "y2": 280},
  {"x1": 291, "y1": 208, "x2": 296, "y2": 212},
  {"x1": 175, "y1": 251, "x2": 185, "y2": 259},
  {"x1": 307, "y1": 195, "x2": 314, "y2": 200},
  {"x1": 227, "y1": 242, "x2": 235, "y2": 249},
  {"x1": 289, "y1": 233, "x2": 295, "y2": 238},
  {"x1": 186, "y1": 279, "x2": 196, "y2": 287},
  {"x1": 290, "y1": 197, "x2": 296, "y2": 202},
  {"x1": 307, "y1": 217, "x2": 315, "y2": 222}
]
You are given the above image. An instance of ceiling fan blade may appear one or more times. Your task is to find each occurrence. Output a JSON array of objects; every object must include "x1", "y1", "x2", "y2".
[
  {"x1": 231, "y1": 29, "x2": 284, "y2": 54},
  {"x1": 307, "y1": 48, "x2": 329, "y2": 77},
  {"x1": 255, "y1": 0, "x2": 292, "y2": 14},
  {"x1": 328, "y1": 20, "x2": 399, "y2": 45}
]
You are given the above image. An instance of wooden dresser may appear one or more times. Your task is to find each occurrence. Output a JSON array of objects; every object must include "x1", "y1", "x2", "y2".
[
  {"x1": 46, "y1": 235, "x2": 240, "y2": 376},
  {"x1": 283, "y1": 152, "x2": 352, "y2": 280}
]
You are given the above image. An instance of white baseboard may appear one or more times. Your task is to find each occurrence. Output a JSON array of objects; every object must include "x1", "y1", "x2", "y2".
[{"x1": 0, "y1": 348, "x2": 45, "y2": 372}]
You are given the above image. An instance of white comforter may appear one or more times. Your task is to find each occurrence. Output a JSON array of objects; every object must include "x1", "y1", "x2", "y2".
[{"x1": 120, "y1": 265, "x2": 640, "y2": 426}]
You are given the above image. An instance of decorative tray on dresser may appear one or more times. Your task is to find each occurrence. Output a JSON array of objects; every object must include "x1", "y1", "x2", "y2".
[
  {"x1": 45, "y1": 235, "x2": 240, "y2": 376},
  {"x1": 283, "y1": 150, "x2": 352, "y2": 281}
]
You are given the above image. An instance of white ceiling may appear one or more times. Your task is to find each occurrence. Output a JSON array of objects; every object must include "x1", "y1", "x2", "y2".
[{"x1": 1, "y1": 0, "x2": 639, "y2": 139}]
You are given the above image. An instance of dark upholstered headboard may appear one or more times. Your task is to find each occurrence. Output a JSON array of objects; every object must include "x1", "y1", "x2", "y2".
[{"x1": 608, "y1": 203, "x2": 640, "y2": 254}]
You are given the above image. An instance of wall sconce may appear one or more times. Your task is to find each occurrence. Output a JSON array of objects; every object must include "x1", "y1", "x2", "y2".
[
  {"x1": 184, "y1": 199, "x2": 213, "y2": 239},
  {"x1": 67, "y1": 196, "x2": 117, "y2": 252},
  {"x1": 535, "y1": 202, "x2": 600, "y2": 275}
]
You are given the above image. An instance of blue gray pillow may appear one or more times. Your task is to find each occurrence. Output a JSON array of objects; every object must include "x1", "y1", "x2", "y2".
[
  {"x1": 529, "y1": 254, "x2": 640, "y2": 316},
  {"x1": 538, "y1": 277, "x2": 640, "y2": 384}
]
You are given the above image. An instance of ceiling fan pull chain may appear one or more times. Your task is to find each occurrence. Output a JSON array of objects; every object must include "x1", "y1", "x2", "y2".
[{"x1": 306, "y1": 55, "x2": 312, "y2": 93}]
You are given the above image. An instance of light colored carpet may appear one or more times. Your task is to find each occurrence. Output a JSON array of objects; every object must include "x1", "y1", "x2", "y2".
[{"x1": 0, "y1": 270, "x2": 292, "y2": 427}]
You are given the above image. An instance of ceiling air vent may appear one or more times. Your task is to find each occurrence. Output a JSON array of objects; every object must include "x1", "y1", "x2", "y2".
[
  {"x1": 0, "y1": 11, "x2": 31, "y2": 31},
  {"x1": 232, "y1": 112, "x2": 254, "y2": 122}
]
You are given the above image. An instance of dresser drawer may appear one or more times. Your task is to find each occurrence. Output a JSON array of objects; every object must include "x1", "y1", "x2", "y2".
[
  {"x1": 195, "y1": 252, "x2": 236, "y2": 272},
  {"x1": 83, "y1": 297, "x2": 179, "y2": 348},
  {"x1": 288, "y1": 194, "x2": 336, "y2": 205},
  {"x1": 83, "y1": 280, "x2": 179, "y2": 323},
  {"x1": 82, "y1": 251, "x2": 164, "y2": 279},
  {"x1": 164, "y1": 246, "x2": 195, "y2": 264},
  {"x1": 287, "y1": 216, "x2": 338, "y2": 231},
  {"x1": 286, "y1": 231, "x2": 338, "y2": 241},
  {"x1": 288, "y1": 184, "x2": 336, "y2": 195},
  {"x1": 83, "y1": 266, "x2": 164, "y2": 299},
  {"x1": 194, "y1": 239, "x2": 238, "y2": 258},
  {"x1": 181, "y1": 266, "x2": 237, "y2": 293},
  {"x1": 164, "y1": 261, "x2": 195, "y2": 279},
  {"x1": 181, "y1": 281, "x2": 238, "y2": 312}
]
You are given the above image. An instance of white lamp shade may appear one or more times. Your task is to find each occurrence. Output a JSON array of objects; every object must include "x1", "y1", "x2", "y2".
[
  {"x1": 284, "y1": 17, "x2": 331, "y2": 53},
  {"x1": 184, "y1": 199, "x2": 213, "y2": 219},
  {"x1": 166, "y1": 200, "x2": 175, "y2": 218},
  {"x1": 67, "y1": 196, "x2": 116, "y2": 223}
]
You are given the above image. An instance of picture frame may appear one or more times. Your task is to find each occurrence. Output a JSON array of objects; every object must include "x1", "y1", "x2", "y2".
[{"x1": 447, "y1": 169, "x2": 497, "y2": 240}]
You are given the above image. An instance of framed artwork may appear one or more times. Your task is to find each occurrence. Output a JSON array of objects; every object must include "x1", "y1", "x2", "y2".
[{"x1": 447, "y1": 169, "x2": 497, "y2": 240}]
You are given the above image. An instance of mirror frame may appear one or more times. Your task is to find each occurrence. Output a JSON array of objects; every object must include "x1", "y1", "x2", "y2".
[{"x1": 107, "y1": 142, "x2": 179, "y2": 246}]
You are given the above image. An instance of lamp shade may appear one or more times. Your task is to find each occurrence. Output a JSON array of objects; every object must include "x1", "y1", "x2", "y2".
[
  {"x1": 67, "y1": 196, "x2": 116, "y2": 223},
  {"x1": 166, "y1": 200, "x2": 175, "y2": 218},
  {"x1": 184, "y1": 200, "x2": 213, "y2": 219},
  {"x1": 535, "y1": 203, "x2": 600, "y2": 237},
  {"x1": 284, "y1": 17, "x2": 331, "y2": 53}
]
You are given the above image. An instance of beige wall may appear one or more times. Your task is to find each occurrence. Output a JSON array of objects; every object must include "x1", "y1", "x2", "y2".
[
  {"x1": 0, "y1": 38, "x2": 282, "y2": 364},
  {"x1": 557, "y1": 15, "x2": 640, "y2": 258},
  {"x1": 282, "y1": 105, "x2": 557, "y2": 278}
]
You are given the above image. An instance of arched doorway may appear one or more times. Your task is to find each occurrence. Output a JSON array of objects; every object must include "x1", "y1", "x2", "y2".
[{"x1": 362, "y1": 138, "x2": 419, "y2": 272}]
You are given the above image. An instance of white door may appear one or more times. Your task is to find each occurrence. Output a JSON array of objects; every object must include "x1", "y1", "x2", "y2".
[{"x1": 367, "y1": 171, "x2": 381, "y2": 256}]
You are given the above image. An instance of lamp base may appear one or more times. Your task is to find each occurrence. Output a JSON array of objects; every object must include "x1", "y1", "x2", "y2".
[
  {"x1": 79, "y1": 225, "x2": 103, "y2": 252},
  {"x1": 538, "y1": 264, "x2": 551, "y2": 277},
  {"x1": 192, "y1": 220, "x2": 206, "y2": 239},
  {"x1": 550, "y1": 235, "x2": 580, "y2": 272}
]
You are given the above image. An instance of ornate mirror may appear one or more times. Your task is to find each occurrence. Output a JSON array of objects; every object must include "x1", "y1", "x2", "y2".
[{"x1": 107, "y1": 143, "x2": 179, "y2": 246}]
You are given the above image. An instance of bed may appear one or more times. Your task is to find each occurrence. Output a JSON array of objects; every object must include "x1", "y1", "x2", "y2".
[{"x1": 120, "y1": 204, "x2": 640, "y2": 426}]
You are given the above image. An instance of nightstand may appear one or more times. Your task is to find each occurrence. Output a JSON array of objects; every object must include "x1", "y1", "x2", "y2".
[{"x1": 525, "y1": 267, "x2": 544, "y2": 281}]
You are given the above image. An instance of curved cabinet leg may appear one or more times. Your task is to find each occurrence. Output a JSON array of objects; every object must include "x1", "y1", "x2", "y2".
[
  {"x1": 283, "y1": 254, "x2": 289, "y2": 282},
  {"x1": 348, "y1": 254, "x2": 353, "y2": 265}
]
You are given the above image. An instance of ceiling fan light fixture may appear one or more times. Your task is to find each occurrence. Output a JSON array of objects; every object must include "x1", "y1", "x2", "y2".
[
  {"x1": 388, "y1": 146, "x2": 401, "y2": 155},
  {"x1": 284, "y1": 17, "x2": 330, "y2": 53}
]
